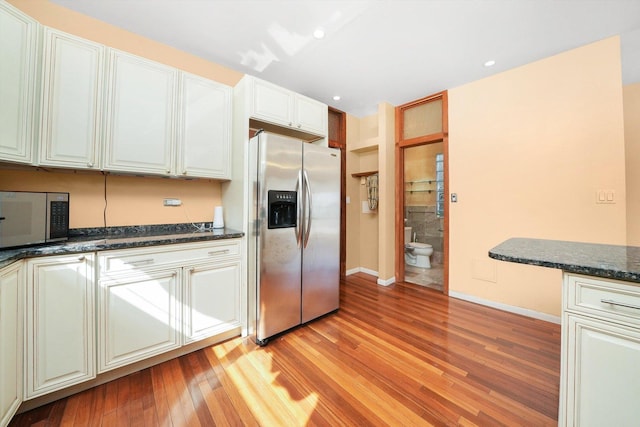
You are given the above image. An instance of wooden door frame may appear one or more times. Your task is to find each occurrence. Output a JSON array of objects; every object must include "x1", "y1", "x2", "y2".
[
  {"x1": 395, "y1": 91, "x2": 449, "y2": 294},
  {"x1": 328, "y1": 107, "x2": 347, "y2": 278}
]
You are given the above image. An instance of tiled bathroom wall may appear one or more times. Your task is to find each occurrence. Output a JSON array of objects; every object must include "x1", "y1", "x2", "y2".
[{"x1": 405, "y1": 205, "x2": 444, "y2": 264}]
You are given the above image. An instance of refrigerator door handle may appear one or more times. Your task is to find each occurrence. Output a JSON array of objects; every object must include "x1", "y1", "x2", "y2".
[
  {"x1": 303, "y1": 170, "x2": 312, "y2": 248},
  {"x1": 295, "y1": 170, "x2": 303, "y2": 247}
]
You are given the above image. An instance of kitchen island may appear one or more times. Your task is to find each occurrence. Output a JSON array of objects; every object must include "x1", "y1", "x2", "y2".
[{"x1": 489, "y1": 238, "x2": 640, "y2": 427}]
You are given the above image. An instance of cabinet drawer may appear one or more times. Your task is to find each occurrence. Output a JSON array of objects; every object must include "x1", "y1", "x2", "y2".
[
  {"x1": 98, "y1": 239, "x2": 240, "y2": 274},
  {"x1": 566, "y1": 274, "x2": 640, "y2": 328}
]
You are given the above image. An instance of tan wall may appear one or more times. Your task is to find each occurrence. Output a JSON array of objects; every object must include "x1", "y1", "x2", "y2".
[
  {"x1": 5, "y1": 0, "x2": 242, "y2": 228},
  {"x1": 448, "y1": 37, "x2": 627, "y2": 317},
  {"x1": 624, "y1": 83, "x2": 640, "y2": 245},
  {"x1": 0, "y1": 168, "x2": 221, "y2": 228},
  {"x1": 377, "y1": 103, "x2": 395, "y2": 282}
]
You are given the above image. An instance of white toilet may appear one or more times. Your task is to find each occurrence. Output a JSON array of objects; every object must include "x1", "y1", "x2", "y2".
[{"x1": 404, "y1": 226, "x2": 433, "y2": 269}]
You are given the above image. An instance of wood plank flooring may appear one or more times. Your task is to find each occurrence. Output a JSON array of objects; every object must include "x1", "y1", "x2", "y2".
[{"x1": 9, "y1": 273, "x2": 561, "y2": 426}]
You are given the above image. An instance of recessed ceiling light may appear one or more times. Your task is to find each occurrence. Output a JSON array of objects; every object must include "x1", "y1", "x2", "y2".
[
  {"x1": 313, "y1": 28, "x2": 325, "y2": 39},
  {"x1": 484, "y1": 60, "x2": 496, "y2": 67},
  {"x1": 333, "y1": 95, "x2": 341, "y2": 101}
]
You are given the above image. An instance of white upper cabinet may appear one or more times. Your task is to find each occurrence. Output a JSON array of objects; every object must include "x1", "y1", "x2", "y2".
[
  {"x1": 39, "y1": 28, "x2": 104, "y2": 169},
  {"x1": 0, "y1": 1, "x2": 39, "y2": 164},
  {"x1": 248, "y1": 77, "x2": 327, "y2": 137},
  {"x1": 177, "y1": 72, "x2": 232, "y2": 179},
  {"x1": 103, "y1": 49, "x2": 177, "y2": 175}
]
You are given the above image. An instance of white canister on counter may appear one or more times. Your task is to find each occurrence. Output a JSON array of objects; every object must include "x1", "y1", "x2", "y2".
[{"x1": 213, "y1": 206, "x2": 224, "y2": 229}]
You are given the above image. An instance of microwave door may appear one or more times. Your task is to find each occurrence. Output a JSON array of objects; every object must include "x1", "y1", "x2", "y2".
[{"x1": 0, "y1": 192, "x2": 47, "y2": 248}]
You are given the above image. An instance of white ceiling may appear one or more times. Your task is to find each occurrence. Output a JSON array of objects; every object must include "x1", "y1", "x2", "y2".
[{"x1": 51, "y1": 0, "x2": 640, "y2": 117}]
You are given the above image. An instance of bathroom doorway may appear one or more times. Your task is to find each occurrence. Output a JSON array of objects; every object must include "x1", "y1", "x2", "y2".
[
  {"x1": 395, "y1": 91, "x2": 448, "y2": 293},
  {"x1": 402, "y1": 143, "x2": 445, "y2": 290}
]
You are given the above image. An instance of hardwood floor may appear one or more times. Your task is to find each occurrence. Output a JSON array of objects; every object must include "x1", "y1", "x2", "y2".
[{"x1": 10, "y1": 273, "x2": 561, "y2": 426}]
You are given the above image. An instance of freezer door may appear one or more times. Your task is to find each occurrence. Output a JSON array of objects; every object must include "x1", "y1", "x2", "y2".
[
  {"x1": 301, "y1": 144, "x2": 341, "y2": 323},
  {"x1": 255, "y1": 133, "x2": 303, "y2": 342}
]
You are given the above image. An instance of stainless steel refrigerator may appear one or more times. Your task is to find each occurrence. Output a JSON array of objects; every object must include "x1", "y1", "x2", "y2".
[{"x1": 248, "y1": 131, "x2": 341, "y2": 345}]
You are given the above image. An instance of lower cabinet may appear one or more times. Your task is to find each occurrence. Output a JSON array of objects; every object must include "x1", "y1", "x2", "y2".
[
  {"x1": 0, "y1": 262, "x2": 23, "y2": 427},
  {"x1": 98, "y1": 268, "x2": 181, "y2": 373},
  {"x1": 25, "y1": 254, "x2": 95, "y2": 399},
  {"x1": 561, "y1": 274, "x2": 640, "y2": 426},
  {"x1": 97, "y1": 239, "x2": 242, "y2": 371},
  {"x1": 183, "y1": 259, "x2": 241, "y2": 344}
]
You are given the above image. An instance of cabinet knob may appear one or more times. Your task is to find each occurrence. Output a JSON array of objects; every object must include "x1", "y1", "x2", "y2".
[
  {"x1": 183, "y1": 170, "x2": 187, "y2": 175},
  {"x1": 297, "y1": 124, "x2": 302, "y2": 128},
  {"x1": 288, "y1": 122, "x2": 293, "y2": 126},
  {"x1": 87, "y1": 162, "x2": 94, "y2": 168},
  {"x1": 77, "y1": 255, "x2": 85, "y2": 261},
  {"x1": 167, "y1": 169, "x2": 171, "y2": 174}
]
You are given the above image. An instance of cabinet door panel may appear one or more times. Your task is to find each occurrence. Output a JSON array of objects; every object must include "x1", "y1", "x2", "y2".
[
  {"x1": 178, "y1": 73, "x2": 231, "y2": 178},
  {"x1": 0, "y1": 263, "x2": 22, "y2": 426},
  {"x1": 99, "y1": 270, "x2": 180, "y2": 372},
  {"x1": 104, "y1": 50, "x2": 176, "y2": 175},
  {"x1": 0, "y1": 2, "x2": 38, "y2": 164},
  {"x1": 295, "y1": 94, "x2": 327, "y2": 136},
  {"x1": 251, "y1": 79, "x2": 293, "y2": 126},
  {"x1": 184, "y1": 260, "x2": 241, "y2": 343},
  {"x1": 565, "y1": 314, "x2": 640, "y2": 427},
  {"x1": 26, "y1": 255, "x2": 95, "y2": 398},
  {"x1": 40, "y1": 29, "x2": 103, "y2": 169}
]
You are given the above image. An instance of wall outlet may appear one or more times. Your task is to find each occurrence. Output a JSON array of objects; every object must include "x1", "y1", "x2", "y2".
[{"x1": 163, "y1": 198, "x2": 182, "y2": 206}]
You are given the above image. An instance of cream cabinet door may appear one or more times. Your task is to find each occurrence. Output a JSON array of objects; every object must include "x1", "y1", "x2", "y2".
[
  {"x1": 183, "y1": 259, "x2": 241, "y2": 344},
  {"x1": 563, "y1": 314, "x2": 640, "y2": 427},
  {"x1": 250, "y1": 77, "x2": 294, "y2": 127},
  {"x1": 0, "y1": 262, "x2": 22, "y2": 427},
  {"x1": 294, "y1": 94, "x2": 327, "y2": 136},
  {"x1": 39, "y1": 28, "x2": 104, "y2": 170},
  {"x1": 0, "y1": 2, "x2": 38, "y2": 164},
  {"x1": 25, "y1": 254, "x2": 95, "y2": 399},
  {"x1": 98, "y1": 269, "x2": 180, "y2": 373},
  {"x1": 177, "y1": 72, "x2": 232, "y2": 179},
  {"x1": 103, "y1": 49, "x2": 177, "y2": 175}
]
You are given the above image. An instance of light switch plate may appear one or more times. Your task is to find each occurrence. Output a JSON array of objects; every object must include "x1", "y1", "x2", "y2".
[{"x1": 163, "y1": 198, "x2": 182, "y2": 206}]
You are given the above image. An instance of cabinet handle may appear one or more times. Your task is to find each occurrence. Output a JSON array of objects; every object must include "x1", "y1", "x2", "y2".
[
  {"x1": 208, "y1": 249, "x2": 230, "y2": 256},
  {"x1": 123, "y1": 258, "x2": 154, "y2": 266},
  {"x1": 601, "y1": 299, "x2": 640, "y2": 310}
]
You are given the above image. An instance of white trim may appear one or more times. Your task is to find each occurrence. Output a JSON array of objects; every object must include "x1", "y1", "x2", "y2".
[
  {"x1": 345, "y1": 268, "x2": 395, "y2": 287},
  {"x1": 377, "y1": 276, "x2": 396, "y2": 286},
  {"x1": 345, "y1": 268, "x2": 361, "y2": 276},
  {"x1": 360, "y1": 267, "x2": 379, "y2": 277},
  {"x1": 448, "y1": 290, "x2": 561, "y2": 324},
  {"x1": 346, "y1": 267, "x2": 379, "y2": 277}
]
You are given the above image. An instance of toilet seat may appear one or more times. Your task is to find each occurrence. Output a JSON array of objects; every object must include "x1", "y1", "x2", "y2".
[{"x1": 407, "y1": 242, "x2": 432, "y2": 249}]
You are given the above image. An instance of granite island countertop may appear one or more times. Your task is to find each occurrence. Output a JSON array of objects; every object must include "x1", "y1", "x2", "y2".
[
  {"x1": 489, "y1": 238, "x2": 640, "y2": 284},
  {"x1": 0, "y1": 223, "x2": 244, "y2": 269}
]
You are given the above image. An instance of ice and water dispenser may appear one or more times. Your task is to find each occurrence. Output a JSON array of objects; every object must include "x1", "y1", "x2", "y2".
[{"x1": 267, "y1": 190, "x2": 297, "y2": 229}]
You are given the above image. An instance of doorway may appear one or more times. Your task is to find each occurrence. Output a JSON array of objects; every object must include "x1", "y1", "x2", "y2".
[{"x1": 395, "y1": 91, "x2": 448, "y2": 293}]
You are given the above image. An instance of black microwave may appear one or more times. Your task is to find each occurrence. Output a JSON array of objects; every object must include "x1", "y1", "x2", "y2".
[{"x1": 0, "y1": 191, "x2": 69, "y2": 249}]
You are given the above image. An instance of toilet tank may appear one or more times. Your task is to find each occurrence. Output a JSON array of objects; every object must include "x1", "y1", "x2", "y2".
[{"x1": 404, "y1": 226, "x2": 412, "y2": 243}]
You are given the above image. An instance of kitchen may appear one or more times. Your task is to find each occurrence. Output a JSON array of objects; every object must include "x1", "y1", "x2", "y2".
[{"x1": 1, "y1": 0, "x2": 640, "y2": 425}]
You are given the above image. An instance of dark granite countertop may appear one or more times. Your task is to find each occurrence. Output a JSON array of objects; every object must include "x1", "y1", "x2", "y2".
[
  {"x1": 489, "y1": 238, "x2": 640, "y2": 283},
  {"x1": 0, "y1": 224, "x2": 244, "y2": 269}
]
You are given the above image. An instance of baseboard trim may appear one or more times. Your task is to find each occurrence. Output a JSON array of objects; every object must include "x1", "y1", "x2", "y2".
[
  {"x1": 377, "y1": 276, "x2": 396, "y2": 286},
  {"x1": 346, "y1": 267, "x2": 378, "y2": 277},
  {"x1": 448, "y1": 290, "x2": 561, "y2": 324},
  {"x1": 345, "y1": 268, "x2": 395, "y2": 287}
]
